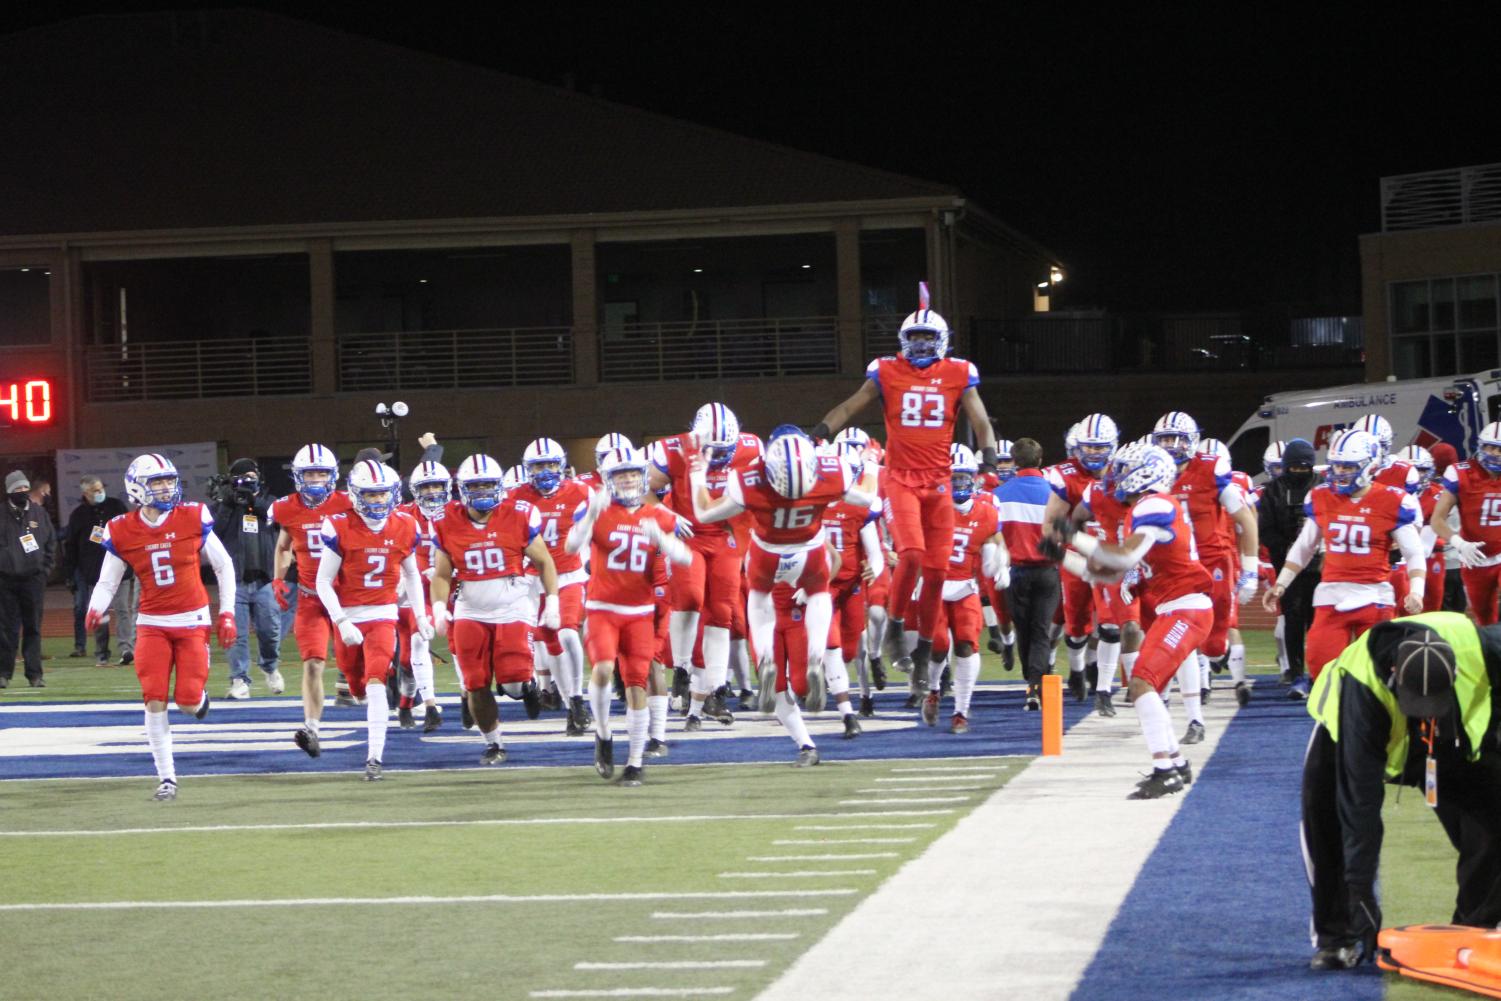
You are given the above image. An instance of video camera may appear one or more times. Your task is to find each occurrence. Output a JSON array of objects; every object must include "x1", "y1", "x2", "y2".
[{"x1": 206, "y1": 472, "x2": 258, "y2": 507}]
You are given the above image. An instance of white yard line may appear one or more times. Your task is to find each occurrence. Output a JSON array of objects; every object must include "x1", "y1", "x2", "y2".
[
  {"x1": 717, "y1": 870, "x2": 876, "y2": 879},
  {"x1": 851, "y1": 785, "x2": 986, "y2": 793},
  {"x1": 576, "y1": 962, "x2": 765, "y2": 971},
  {"x1": 744, "y1": 854, "x2": 898, "y2": 862},
  {"x1": 0, "y1": 889, "x2": 857, "y2": 912},
  {"x1": 789, "y1": 823, "x2": 936, "y2": 831},
  {"x1": 650, "y1": 910, "x2": 828, "y2": 920},
  {"x1": 531, "y1": 990, "x2": 734, "y2": 999},
  {"x1": 886, "y1": 765, "x2": 1009, "y2": 773},
  {"x1": 771, "y1": 839, "x2": 915, "y2": 845},
  {"x1": 617, "y1": 934, "x2": 797, "y2": 943},
  {"x1": 870, "y1": 775, "x2": 997, "y2": 783},
  {"x1": 836, "y1": 796, "x2": 971, "y2": 805},
  {"x1": 754, "y1": 700, "x2": 1241, "y2": 1001}
]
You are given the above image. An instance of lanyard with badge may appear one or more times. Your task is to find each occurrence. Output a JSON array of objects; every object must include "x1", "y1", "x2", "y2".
[{"x1": 1421, "y1": 718, "x2": 1438, "y2": 808}]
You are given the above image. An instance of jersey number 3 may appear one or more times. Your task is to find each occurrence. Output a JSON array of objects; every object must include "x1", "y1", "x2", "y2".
[{"x1": 899, "y1": 391, "x2": 945, "y2": 429}]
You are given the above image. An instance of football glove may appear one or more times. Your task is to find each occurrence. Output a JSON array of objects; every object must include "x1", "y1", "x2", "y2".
[
  {"x1": 272, "y1": 579, "x2": 292, "y2": 611},
  {"x1": 1235, "y1": 569, "x2": 1258, "y2": 605},
  {"x1": 432, "y1": 604, "x2": 449, "y2": 637},
  {"x1": 215, "y1": 611, "x2": 238, "y2": 649},
  {"x1": 541, "y1": 594, "x2": 561, "y2": 632},
  {"x1": 338, "y1": 620, "x2": 364, "y2": 647},
  {"x1": 1450, "y1": 536, "x2": 1487, "y2": 568},
  {"x1": 85, "y1": 608, "x2": 104, "y2": 633}
]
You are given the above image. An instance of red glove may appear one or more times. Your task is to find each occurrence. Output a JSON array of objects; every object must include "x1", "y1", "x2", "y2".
[
  {"x1": 85, "y1": 608, "x2": 103, "y2": 633},
  {"x1": 272, "y1": 579, "x2": 292, "y2": 611},
  {"x1": 216, "y1": 612, "x2": 237, "y2": 649}
]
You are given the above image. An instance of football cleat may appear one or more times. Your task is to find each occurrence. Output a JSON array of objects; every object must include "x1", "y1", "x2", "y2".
[
  {"x1": 737, "y1": 688, "x2": 754, "y2": 711},
  {"x1": 398, "y1": 705, "x2": 415, "y2": 730},
  {"x1": 1200, "y1": 686, "x2": 1211, "y2": 704},
  {"x1": 618, "y1": 765, "x2": 644, "y2": 788},
  {"x1": 684, "y1": 714, "x2": 702, "y2": 733},
  {"x1": 858, "y1": 693, "x2": 875, "y2": 718},
  {"x1": 756, "y1": 664, "x2": 777, "y2": 714},
  {"x1": 922, "y1": 691, "x2": 941, "y2": 726},
  {"x1": 480, "y1": 743, "x2": 507, "y2": 766},
  {"x1": 1309, "y1": 945, "x2": 1361, "y2": 971},
  {"x1": 1127, "y1": 768, "x2": 1184, "y2": 800},
  {"x1": 564, "y1": 703, "x2": 586, "y2": 737},
  {"x1": 795, "y1": 745, "x2": 821, "y2": 768},
  {"x1": 1288, "y1": 676, "x2": 1311, "y2": 701},
  {"x1": 521, "y1": 680, "x2": 542, "y2": 720},
  {"x1": 671, "y1": 667, "x2": 690, "y2": 704},
  {"x1": 804, "y1": 663, "x2": 827, "y2": 714},
  {"x1": 460, "y1": 697, "x2": 475, "y2": 729},
  {"x1": 1235, "y1": 681, "x2": 1253, "y2": 707},
  {"x1": 294, "y1": 727, "x2": 321, "y2": 758},
  {"x1": 151, "y1": 779, "x2": 178, "y2": 802},
  {"x1": 909, "y1": 640, "x2": 931, "y2": 688},
  {"x1": 1210, "y1": 656, "x2": 1228, "y2": 675},
  {"x1": 881, "y1": 619, "x2": 906, "y2": 667},
  {"x1": 576, "y1": 695, "x2": 594, "y2": 728},
  {"x1": 423, "y1": 705, "x2": 443, "y2": 733},
  {"x1": 1067, "y1": 672, "x2": 1086, "y2": 702},
  {"x1": 594, "y1": 735, "x2": 614, "y2": 779},
  {"x1": 869, "y1": 657, "x2": 886, "y2": 691},
  {"x1": 193, "y1": 694, "x2": 212, "y2": 721},
  {"x1": 903, "y1": 692, "x2": 921, "y2": 710},
  {"x1": 1181, "y1": 720, "x2": 1206, "y2": 745},
  {"x1": 363, "y1": 759, "x2": 383, "y2": 782},
  {"x1": 334, "y1": 689, "x2": 359, "y2": 708},
  {"x1": 540, "y1": 687, "x2": 562, "y2": 711},
  {"x1": 1024, "y1": 686, "x2": 1041, "y2": 712},
  {"x1": 708, "y1": 702, "x2": 734, "y2": 727},
  {"x1": 949, "y1": 712, "x2": 970, "y2": 735},
  {"x1": 645, "y1": 737, "x2": 669, "y2": 759},
  {"x1": 842, "y1": 715, "x2": 862, "y2": 739},
  {"x1": 1001, "y1": 643, "x2": 1015, "y2": 672},
  {"x1": 987, "y1": 629, "x2": 1003, "y2": 655},
  {"x1": 1095, "y1": 691, "x2": 1117, "y2": 717}
]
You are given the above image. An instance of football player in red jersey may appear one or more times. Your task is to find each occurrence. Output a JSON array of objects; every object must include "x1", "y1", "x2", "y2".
[
  {"x1": 1431, "y1": 422, "x2": 1501, "y2": 623},
  {"x1": 1395, "y1": 445, "x2": 1447, "y2": 612},
  {"x1": 566, "y1": 447, "x2": 692, "y2": 785},
  {"x1": 577, "y1": 433, "x2": 633, "y2": 495},
  {"x1": 85, "y1": 454, "x2": 238, "y2": 801},
  {"x1": 271, "y1": 444, "x2": 355, "y2": 757},
  {"x1": 1056, "y1": 444, "x2": 1214, "y2": 799},
  {"x1": 811, "y1": 284, "x2": 998, "y2": 696},
  {"x1": 922, "y1": 445, "x2": 1007, "y2": 733},
  {"x1": 1353, "y1": 414, "x2": 1422, "y2": 493},
  {"x1": 316, "y1": 461, "x2": 431, "y2": 781},
  {"x1": 1264, "y1": 430, "x2": 1425, "y2": 695},
  {"x1": 823, "y1": 439, "x2": 886, "y2": 723},
  {"x1": 513, "y1": 437, "x2": 595, "y2": 733},
  {"x1": 648, "y1": 402, "x2": 761, "y2": 726},
  {"x1": 430, "y1": 454, "x2": 558, "y2": 765},
  {"x1": 392, "y1": 459, "x2": 450, "y2": 733},
  {"x1": 1078, "y1": 468, "x2": 1143, "y2": 717}
]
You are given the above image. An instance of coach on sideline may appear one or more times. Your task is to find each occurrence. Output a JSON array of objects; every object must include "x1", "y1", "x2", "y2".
[
  {"x1": 995, "y1": 438, "x2": 1059, "y2": 711},
  {"x1": 1300, "y1": 611, "x2": 1501, "y2": 972}
]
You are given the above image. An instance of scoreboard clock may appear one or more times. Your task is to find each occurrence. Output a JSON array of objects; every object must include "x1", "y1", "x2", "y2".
[{"x1": 0, "y1": 379, "x2": 54, "y2": 428}]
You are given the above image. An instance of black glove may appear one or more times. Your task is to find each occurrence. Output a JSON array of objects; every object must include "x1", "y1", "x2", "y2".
[
  {"x1": 980, "y1": 446, "x2": 999, "y2": 474},
  {"x1": 809, "y1": 422, "x2": 833, "y2": 444},
  {"x1": 1347, "y1": 885, "x2": 1382, "y2": 963},
  {"x1": 1037, "y1": 516, "x2": 1073, "y2": 563}
]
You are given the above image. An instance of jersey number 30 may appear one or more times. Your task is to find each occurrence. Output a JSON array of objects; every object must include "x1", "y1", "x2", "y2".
[{"x1": 899, "y1": 391, "x2": 945, "y2": 429}]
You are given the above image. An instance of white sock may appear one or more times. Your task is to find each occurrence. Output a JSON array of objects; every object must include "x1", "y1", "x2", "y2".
[
  {"x1": 954, "y1": 652, "x2": 981, "y2": 715},
  {"x1": 729, "y1": 639, "x2": 751, "y2": 691},
  {"x1": 144, "y1": 709, "x2": 175, "y2": 783},
  {"x1": 1229, "y1": 643, "x2": 1247, "y2": 685},
  {"x1": 1121, "y1": 651, "x2": 1139, "y2": 682},
  {"x1": 1066, "y1": 636, "x2": 1088, "y2": 675},
  {"x1": 482, "y1": 725, "x2": 502, "y2": 747},
  {"x1": 365, "y1": 684, "x2": 389, "y2": 762},
  {"x1": 928, "y1": 657, "x2": 946, "y2": 693},
  {"x1": 747, "y1": 591, "x2": 776, "y2": 669},
  {"x1": 1176, "y1": 654, "x2": 1204, "y2": 726},
  {"x1": 410, "y1": 634, "x2": 435, "y2": 702},
  {"x1": 304, "y1": 716, "x2": 320, "y2": 735},
  {"x1": 981, "y1": 603, "x2": 998, "y2": 628},
  {"x1": 669, "y1": 610, "x2": 701, "y2": 671},
  {"x1": 866, "y1": 605, "x2": 888, "y2": 658},
  {"x1": 774, "y1": 693, "x2": 813, "y2": 749},
  {"x1": 688, "y1": 667, "x2": 711, "y2": 710},
  {"x1": 626, "y1": 706, "x2": 649, "y2": 767},
  {"x1": 702, "y1": 625, "x2": 730, "y2": 694},
  {"x1": 1275, "y1": 616, "x2": 1290, "y2": 674},
  {"x1": 1133, "y1": 690, "x2": 1175, "y2": 760},
  {"x1": 823, "y1": 650, "x2": 850, "y2": 700},
  {"x1": 558, "y1": 630, "x2": 586, "y2": 701},
  {"x1": 1198, "y1": 653, "x2": 1211, "y2": 691},
  {"x1": 1096, "y1": 640, "x2": 1121, "y2": 695},
  {"x1": 648, "y1": 694, "x2": 668, "y2": 741},
  {"x1": 450, "y1": 645, "x2": 466, "y2": 687},
  {"x1": 589, "y1": 682, "x2": 612, "y2": 739},
  {"x1": 1002, "y1": 628, "x2": 1015, "y2": 647},
  {"x1": 801, "y1": 593, "x2": 832, "y2": 681}
]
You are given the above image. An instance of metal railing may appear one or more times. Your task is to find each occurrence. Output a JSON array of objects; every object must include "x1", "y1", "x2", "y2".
[
  {"x1": 337, "y1": 326, "x2": 573, "y2": 391},
  {"x1": 1381, "y1": 162, "x2": 1501, "y2": 231},
  {"x1": 85, "y1": 336, "x2": 311, "y2": 401},
  {"x1": 599, "y1": 316, "x2": 837, "y2": 382}
]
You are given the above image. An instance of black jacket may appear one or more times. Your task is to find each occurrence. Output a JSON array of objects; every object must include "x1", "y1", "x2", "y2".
[
  {"x1": 62, "y1": 496, "x2": 129, "y2": 584},
  {"x1": 1259, "y1": 472, "x2": 1320, "y2": 571},
  {"x1": 0, "y1": 498, "x2": 56, "y2": 578},
  {"x1": 211, "y1": 487, "x2": 278, "y2": 585}
]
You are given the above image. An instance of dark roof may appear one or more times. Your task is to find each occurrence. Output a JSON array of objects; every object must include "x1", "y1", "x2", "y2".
[{"x1": 0, "y1": 10, "x2": 958, "y2": 237}]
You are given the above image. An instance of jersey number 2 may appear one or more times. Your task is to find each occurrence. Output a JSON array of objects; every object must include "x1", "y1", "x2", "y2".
[
  {"x1": 363, "y1": 554, "x2": 387, "y2": 588},
  {"x1": 899, "y1": 391, "x2": 945, "y2": 428}
]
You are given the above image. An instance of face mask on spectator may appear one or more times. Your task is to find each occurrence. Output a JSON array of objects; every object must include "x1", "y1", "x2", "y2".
[
  {"x1": 8, "y1": 491, "x2": 27, "y2": 510},
  {"x1": 89, "y1": 490, "x2": 106, "y2": 504}
]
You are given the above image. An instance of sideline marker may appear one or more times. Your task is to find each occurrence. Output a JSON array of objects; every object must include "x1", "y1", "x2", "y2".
[{"x1": 1041, "y1": 674, "x2": 1063, "y2": 756}]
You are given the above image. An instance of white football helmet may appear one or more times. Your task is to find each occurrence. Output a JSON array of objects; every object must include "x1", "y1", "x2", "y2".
[
  {"x1": 993, "y1": 438, "x2": 1017, "y2": 482},
  {"x1": 1477, "y1": 422, "x2": 1501, "y2": 474},
  {"x1": 599, "y1": 446, "x2": 649, "y2": 506},
  {"x1": 1151, "y1": 411, "x2": 1200, "y2": 462},
  {"x1": 764, "y1": 432, "x2": 820, "y2": 500},
  {"x1": 897, "y1": 282, "x2": 949, "y2": 367},
  {"x1": 503, "y1": 464, "x2": 526, "y2": 491},
  {"x1": 1394, "y1": 444, "x2": 1434, "y2": 486},
  {"x1": 595, "y1": 433, "x2": 634, "y2": 468},
  {"x1": 1075, "y1": 414, "x2": 1118, "y2": 473},
  {"x1": 408, "y1": 460, "x2": 451, "y2": 519},
  {"x1": 1263, "y1": 440, "x2": 1287, "y2": 479},
  {"x1": 291, "y1": 443, "x2": 339, "y2": 505},
  {"x1": 834, "y1": 427, "x2": 871, "y2": 450},
  {"x1": 1352, "y1": 414, "x2": 1394, "y2": 462},
  {"x1": 1065, "y1": 423, "x2": 1082, "y2": 461},
  {"x1": 950, "y1": 443, "x2": 979, "y2": 503},
  {"x1": 1197, "y1": 437, "x2": 1230, "y2": 462},
  {"x1": 1110, "y1": 443, "x2": 1178, "y2": 502},
  {"x1": 522, "y1": 437, "x2": 567, "y2": 495},
  {"x1": 1326, "y1": 429, "x2": 1379, "y2": 495},
  {"x1": 125, "y1": 454, "x2": 181, "y2": 511},
  {"x1": 691, "y1": 402, "x2": 741, "y2": 469},
  {"x1": 348, "y1": 460, "x2": 401, "y2": 521},
  {"x1": 456, "y1": 454, "x2": 505, "y2": 513}
]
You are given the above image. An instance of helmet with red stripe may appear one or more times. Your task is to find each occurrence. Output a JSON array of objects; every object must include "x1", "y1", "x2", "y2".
[
  {"x1": 897, "y1": 281, "x2": 949, "y2": 368},
  {"x1": 950, "y1": 443, "x2": 979, "y2": 503},
  {"x1": 408, "y1": 460, "x2": 451, "y2": 518},
  {"x1": 456, "y1": 454, "x2": 505, "y2": 513},
  {"x1": 125, "y1": 454, "x2": 181, "y2": 511},
  {"x1": 600, "y1": 446, "x2": 649, "y2": 507},
  {"x1": 1263, "y1": 440, "x2": 1288, "y2": 479},
  {"x1": 291, "y1": 443, "x2": 339, "y2": 504},
  {"x1": 764, "y1": 433, "x2": 819, "y2": 500},
  {"x1": 1151, "y1": 411, "x2": 1200, "y2": 462},
  {"x1": 1394, "y1": 444, "x2": 1434, "y2": 486},
  {"x1": 348, "y1": 460, "x2": 401, "y2": 520},
  {"x1": 522, "y1": 437, "x2": 568, "y2": 495},
  {"x1": 594, "y1": 433, "x2": 635, "y2": 469},
  {"x1": 691, "y1": 402, "x2": 741, "y2": 469},
  {"x1": 1075, "y1": 413, "x2": 1118, "y2": 472},
  {"x1": 1326, "y1": 429, "x2": 1379, "y2": 495},
  {"x1": 1476, "y1": 422, "x2": 1501, "y2": 474},
  {"x1": 1352, "y1": 414, "x2": 1394, "y2": 463}
]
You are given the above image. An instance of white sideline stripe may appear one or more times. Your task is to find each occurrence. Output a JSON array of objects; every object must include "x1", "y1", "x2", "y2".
[
  {"x1": 772, "y1": 838, "x2": 916, "y2": 845},
  {"x1": 531, "y1": 990, "x2": 734, "y2": 998},
  {"x1": 755, "y1": 699, "x2": 1243, "y2": 1001},
  {"x1": 616, "y1": 934, "x2": 797, "y2": 943},
  {"x1": 853, "y1": 786, "x2": 985, "y2": 793},
  {"x1": 576, "y1": 961, "x2": 765, "y2": 971},
  {"x1": 837, "y1": 796, "x2": 971, "y2": 805},
  {"x1": 886, "y1": 765, "x2": 1005, "y2": 773},
  {"x1": 790, "y1": 824, "x2": 936, "y2": 831},
  {"x1": 871, "y1": 775, "x2": 997, "y2": 783},
  {"x1": 745, "y1": 853, "x2": 898, "y2": 862},
  {"x1": 650, "y1": 909, "x2": 827, "y2": 919},
  {"x1": 718, "y1": 870, "x2": 876, "y2": 879},
  {"x1": 0, "y1": 809, "x2": 954, "y2": 839},
  {"x1": 0, "y1": 889, "x2": 857, "y2": 912}
]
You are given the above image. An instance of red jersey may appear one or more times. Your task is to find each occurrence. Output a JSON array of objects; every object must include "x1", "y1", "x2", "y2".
[
  {"x1": 1083, "y1": 482, "x2": 1133, "y2": 545},
  {"x1": 1373, "y1": 460, "x2": 1419, "y2": 493},
  {"x1": 510, "y1": 479, "x2": 592, "y2": 576},
  {"x1": 586, "y1": 503, "x2": 679, "y2": 614},
  {"x1": 1442, "y1": 460, "x2": 1501, "y2": 563},
  {"x1": 320, "y1": 511, "x2": 419, "y2": 607},
  {"x1": 1126, "y1": 492, "x2": 1213, "y2": 607},
  {"x1": 1305, "y1": 484, "x2": 1417, "y2": 584},
  {"x1": 394, "y1": 501, "x2": 438, "y2": 576},
  {"x1": 271, "y1": 491, "x2": 354, "y2": 590},
  {"x1": 1221, "y1": 470, "x2": 1255, "y2": 551},
  {"x1": 734, "y1": 454, "x2": 854, "y2": 547},
  {"x1": 866, "y1": 354, "x2": 979, "y2": 480},
  {"x1": 946, "y1": 496, "x2": 1000, "y2": 583},
  {"x1": 432, "y1": 498, "x2": 540, "y2": 580},
  {"x1": 824, "y1": 498, "x2": 880, "y2": 585},
  {"x1": 1418, "y1": 480, "x2": 1444, "y2": 552},
  {"x1": 576, "y1": 470, "x2": 603, "y2": 492},
  {"x1": 102, "y1": 503, "x2": 214, "y2": 616},
  {"x1": 653, "y1": 432, "x2": 763, "y2": 543},
  {"x1": 1043, "y1": 460, "x2": 1096, "y2": 513},
  {"x1": 1169, "y1": 452, "x2": 1236, "y2": 564}
]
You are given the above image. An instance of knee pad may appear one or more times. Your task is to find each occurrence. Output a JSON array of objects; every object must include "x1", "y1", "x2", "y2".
[
  {"x1": 1065, "y1": 635, "x2": 1090, "y2": 650},
  {"x1": 954, "y1": 641, "x2": 975, "y2": 659},
  {"x1": 1098, "y1": 624, "x2": 1121, "y2": 645}
]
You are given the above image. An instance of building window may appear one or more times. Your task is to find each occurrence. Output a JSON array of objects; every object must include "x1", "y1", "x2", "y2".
[
  {"x1": 1389, "y1": 275, "x2": 1501, "y2": 378},
  {"x1": 0, "y1": 267, "x2": 51, "y2": 346}
]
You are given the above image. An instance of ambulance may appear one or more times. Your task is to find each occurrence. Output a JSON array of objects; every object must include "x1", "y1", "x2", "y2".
[{"x1": 1225, "y1": 369, "x2": 1501, "y2": 478}]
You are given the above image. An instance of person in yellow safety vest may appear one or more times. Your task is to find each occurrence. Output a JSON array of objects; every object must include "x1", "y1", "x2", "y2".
[{"x1": 1301, "y1": 610, "x2": 1501, "y2": 972}]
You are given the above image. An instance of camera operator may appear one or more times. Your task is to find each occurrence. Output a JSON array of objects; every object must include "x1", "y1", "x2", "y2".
[{"x1": 211, "y1": 458, "x2": 283, "y2": 700}]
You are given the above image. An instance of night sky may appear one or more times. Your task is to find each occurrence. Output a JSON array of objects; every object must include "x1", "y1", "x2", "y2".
[{"x1": 11, "y1": 5, "x2": 1501, "y2": 315}]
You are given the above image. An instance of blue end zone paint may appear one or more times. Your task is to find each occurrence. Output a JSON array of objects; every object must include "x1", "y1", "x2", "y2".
[
  {"x1": 0, "y1": 682, "x2": 1098, "y2": 781},
  {"x1": 1069, "y1": 686, "x2": 1385, "y2": 1001}
]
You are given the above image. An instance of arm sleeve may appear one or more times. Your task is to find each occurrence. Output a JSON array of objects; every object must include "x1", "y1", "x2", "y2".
[
  {"x1": 653, "y1": 510, "x2": 693, "y2": 567},
  {"x1": 1218, "y1": 481, "x2": 1245, "y2": 515},
  {"x1": 316, "y1": 543, "x2": 347, "y2": 622},
  {"x1": 400, "y1": 552, "x2": 427, "y2": 619},
  {"x1": 201, "y1": 531, "x2": 236, "y2": 616},
  {"x1": 1393, "y1": 521, "x2": 1425, "y2": 569},
  {"x1": 1336, "y1": 681, "x2": 1398, "y2": 890},
  {"x1": 1284, "y1": 517, "x2": 1321, "y2": 568},
  {"x1": 85, "y1": 552, "x2": 127, "y2": 615},
  {"x1": 565, "y1": 501, "x2": 598, "y2": 555},
  {"x1": 860, "y1": 521, "x2": 883, "y2": 573}
]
